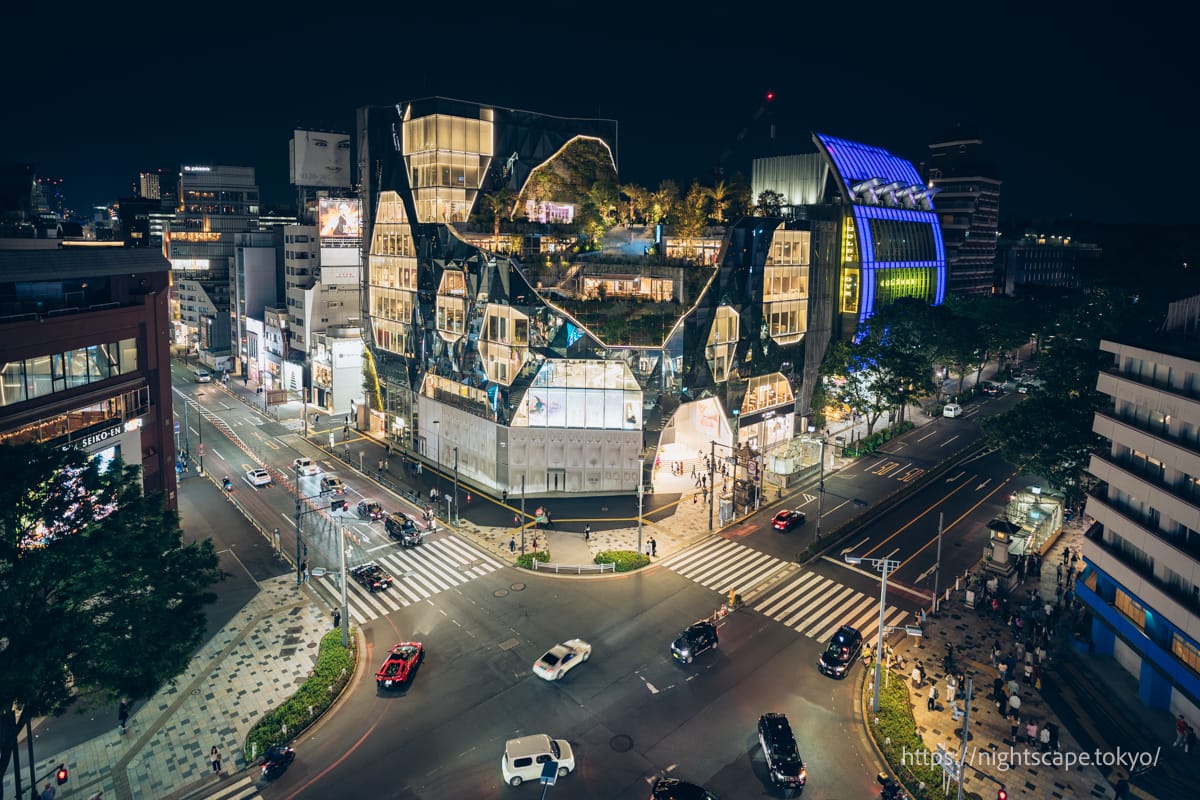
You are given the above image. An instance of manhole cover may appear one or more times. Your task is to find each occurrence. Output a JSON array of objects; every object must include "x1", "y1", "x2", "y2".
[
  {"x1": 610, "y1": 734, "x2": 634, "y2": 753},
  {"x1": 494, "y1": 589, "x2": 509, "y2": 597},
  {"x1": 510, "y1": 583, "x2": 526, "y2": 591}
]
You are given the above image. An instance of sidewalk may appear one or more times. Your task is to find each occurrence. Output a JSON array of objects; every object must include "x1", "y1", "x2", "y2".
[
  {"x1": 895, "y1": 517, "x2": 1194, "y2": 799},
  {"x1": 6, "y1": 575, "x2": 327, "y2": 800}
]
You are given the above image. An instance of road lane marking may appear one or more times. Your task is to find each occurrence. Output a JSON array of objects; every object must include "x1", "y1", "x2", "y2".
[
  {"x1": 976, "y1": 478, "x2": 991, "y2": 491},
  {"x1": 842, "y1": 536, "x2": 870, "y2": 555},
  {"x1": 917, "y1": 430, "x2": 938, "y2": 442},
  {"x1": 939, "y1": 435, "x2": 960, "y2": 448}
]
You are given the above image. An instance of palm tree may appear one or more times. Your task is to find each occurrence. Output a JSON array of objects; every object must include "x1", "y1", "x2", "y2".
[
  {"x1": 702, "y1": 180, "x2": 731, "y2": 224},
  {"x1": 482, "y1": 188, "x2": 517, "y2": 251}
]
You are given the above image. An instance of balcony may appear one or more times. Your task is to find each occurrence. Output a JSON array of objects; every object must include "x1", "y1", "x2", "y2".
[
  {"x1": 1088, "y1": 483, "x2": 1200, "y2": 562},
  {"x1": 1102, "y1": 364, "x2": 1200, "y2": 405},
  {"x1": 1095, "y1": 405, "x2": 1200, "y2": 458},
  {"x1": 1085, "y1": 524, "x2": 1200, "y2": 617}
]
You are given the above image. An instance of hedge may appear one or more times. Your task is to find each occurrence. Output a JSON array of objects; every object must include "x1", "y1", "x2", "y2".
[
  {"x1": 243, "y1": 629, "x2": 356, "y2": 764},
  {"x1": 515, "y1": 550, "x2": 551, "y2": 569},
  {"x1": 869, "y1": 671, "x2": 978, "y2": 800},
  {"x1": 595, "y1": 549, "x2": 649, "y2": 572}
]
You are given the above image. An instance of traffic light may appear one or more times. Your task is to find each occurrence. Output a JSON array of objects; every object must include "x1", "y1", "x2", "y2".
[
  {"x1": 55, "y1": 764, "x2": 68, "y2": 785},
  {"x1": 996, "y1": 789, "x2": 1007, "y2": 800},
  {"x1": 765, "y1": 90, "x2": 776, "y2": 102}
]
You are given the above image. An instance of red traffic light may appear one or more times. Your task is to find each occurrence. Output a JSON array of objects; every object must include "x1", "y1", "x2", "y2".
[
  {"x1": 766, "y1": 90, "x2": 776, "y2": 102},
  {"x1": 997, "y1": 790, "x2": 1007, "y2": 800},
  {"x1": 56, "y1": 765, "x2": 68, "y2": 785}
]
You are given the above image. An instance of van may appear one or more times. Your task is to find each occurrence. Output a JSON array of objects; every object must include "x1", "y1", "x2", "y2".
[
  {"x1": 943, "y1": 403, "x2": 963, "y2": 418},
  {"x1": 501, "y1": 734, "x2": 575, "y2": 787},
  {"x1": 193, "y1": 369, "x2": 212, "y2": 383}
]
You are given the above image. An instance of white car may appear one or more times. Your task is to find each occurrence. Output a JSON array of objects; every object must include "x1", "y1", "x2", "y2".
[
  {"x1": 244, "y1": 468, "x2": 272, "y2": 487},
  {"x1": 532, "y1": 639, "x2": 591, "y2": 681},
  {"x1": 292, "y1": 457, "x2": 319, "y2": 476}
]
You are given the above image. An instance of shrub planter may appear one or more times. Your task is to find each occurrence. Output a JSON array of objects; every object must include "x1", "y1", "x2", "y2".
[
  {"x1": 595, "y1": 550, "x2": 650, "y2": 572},
  {"x1": 515, "y1": 550, "x2": 551, "y2": 569}
]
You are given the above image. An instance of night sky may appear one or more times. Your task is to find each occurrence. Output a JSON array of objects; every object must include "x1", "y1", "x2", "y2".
[{"x1": 3, "y1": 5, "x2": 1191, "y2": 225}]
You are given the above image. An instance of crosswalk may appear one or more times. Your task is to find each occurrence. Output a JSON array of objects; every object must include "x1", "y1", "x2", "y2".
[
  {"x1": 752, "y1": 570, "x2": 911, "y2": 644},
  {"x1": 309, "y1": 533, "x2": 505, "y2": 621},
  {"x1": 194, "y1": 775, "x2": 259, "y2": 800},
  {"x1": 660, "y1": 537, "x2": 793, "y2": 596},
  {"x1": 661, "y1": 538, "x2": 910, "y2": 643}
]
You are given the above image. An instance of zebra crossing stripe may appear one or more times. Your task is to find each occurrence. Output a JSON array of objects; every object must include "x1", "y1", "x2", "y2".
[
  {"x1": 662, "y1": 538, "x2": 735, "y2": 571},
  {"x1": 197, "y1": 775, "x2": 258, "y2": 800},
  {"x1": 755, "y1": 572, "x2": 823, "y2": 617},
  {"x1": 806, "y1": 592, "x2": 874, "y2": 639},
  {"x1": 687, "y1": 548, "x2": 775, "y2": 589},
  {"x1": 812, "y1": 595, "x2": 878, "y2": 644},
  {"x1": 777, "y1": 577, "x2": 837, "y2": 626},
  {"x1": 790, "y1": 585, "x2": 855, "y2": 633},
  {"x1": 439, "y1": 535, "x2": 506, "y2": 570},
  {"x1": 860, "y1": 607, "x2": 911, "y2": 643},
  {"x1": 402, "y1": 543, "x2": 468, "y2": 588}
]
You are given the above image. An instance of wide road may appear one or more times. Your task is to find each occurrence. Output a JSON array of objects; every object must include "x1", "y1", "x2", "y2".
[{"x1": 262, "y1": 567, "x2": 883, "y2": 800}]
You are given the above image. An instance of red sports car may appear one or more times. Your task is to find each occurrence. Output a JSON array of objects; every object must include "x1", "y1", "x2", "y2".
[
  {"x1": 772, "y1": 509, "x2": 807, "y2": 531},
  {"x1": 376, "y1": 642, "x2": 424, "y2": 689}
]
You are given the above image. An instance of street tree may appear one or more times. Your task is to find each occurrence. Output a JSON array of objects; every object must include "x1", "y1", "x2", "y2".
[
  {"x1": 0, "y1": 443, "x2": 223, "y2": 790},
  {"x1": 820, "y1": 338, "x2": 898, "y2": 436}
]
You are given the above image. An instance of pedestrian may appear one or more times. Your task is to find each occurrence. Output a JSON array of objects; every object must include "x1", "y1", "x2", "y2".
[
  {"x1": 118, "y1": 698, "x2": 129, "y2": 734},
  {"x1": 502, "y1": 490, "x2": 508, "y2": 503},
  {"x1": 1009, "y1": 714, "x2": 1020, "y2": 743},
  {"x1": 509, "y1": 537, "x2": 516, "y2": 553},
  {"x1": 465, "y1": 492, "x2": 472, "y2": 505},
  {"x1": 1056, "y1": 563, "x2": 1063, "y2": 583},
  {"x1": 1175, "y1": 714, "x2": 1188, "y2": 747},
  {"x1": 300, "y1": 559, "x2": 309, "y2": 582},
  {"x1": 991, "y1": 641, "x2": 1001, "y2": 667},
  {"x1": 431, "y1": 487, "x2": 438, "y2": 502},
  {"x1": 992, "y1": 676, "x2": 1005, "y2": 701},
  {"x1": 1187, "y1": 725, "x2": 1197, "y2": 754},
  {"x1": 1113, "y1": 775, "x2": 1130, "y2": 799},
  {"x1": 911, "y1": 666, "x2": 922, "y2": 687},
  {"x1": 531, "y1": 536, "x2": 538, "y2": 551},
  {"x1": 584, "y1": 524, "x2": 591, "y2": 542},
  {"x1": 40, "y1": 783, "x2": 55, "y2": 800},
  {"x1": 945, "y1": 674, "x2": 956, "y2": 704},
  {"x1": 211, "y1": 744, "x2": 222, "y2": 773},
  {"x1": 1026, "y1": 719, "x2": 1039, "y2": 746},
  {"x1": 917, "y1": 660, "x2": 927, "y2": 685},
  {"x1": 513, "y1": 513, "x2": 520, "y2": 527},
  {"x1": 1024, "y1": 662, "x2": 1033, "y2": 684},
  {"x1": 1040, "y1": 724, "x2": 1052, "y2": 753},
  {"x1": 378, "y1": 458, "x2": 384, "y2": 474},
  {"x1": 1008, "y1": 692, "x2": 1022, "y2": 714},
  {"x1": 1008, "y1": 677, "x2": 1019, "y2": 698},
  {"x1": 927, "y1": 684, "x2": 938, "y2": 711},
  {"x1": 650, "y1": 537, "x2": 657, "y2": 556}
]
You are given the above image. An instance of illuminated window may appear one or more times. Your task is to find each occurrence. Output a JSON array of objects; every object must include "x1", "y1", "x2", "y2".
[
  {"x1": 706, "y1": 307, "x2": 739, "y2": 383},
  {"x1": 479, "y1": 304, "x2": 530, "y2": 385},
  {"x1": 1114, "y1": 589, "x2": 1146, "y2": 631},
  {"x1": 1172, "y1": 633, "x2": 1200, "y2": 677}
]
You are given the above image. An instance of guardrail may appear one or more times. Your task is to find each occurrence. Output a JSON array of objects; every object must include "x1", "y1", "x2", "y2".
[{"x1": 531, "y1": 561, "x2": 616, "y2": 574}]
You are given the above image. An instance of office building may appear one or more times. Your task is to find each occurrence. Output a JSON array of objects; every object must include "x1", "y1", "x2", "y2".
[
  {"x1": 1082, "y1": 294, "x2": 1200, "y2": 718},
  {"x1": 0, "y1": 240, "x2": 178, "y2": 510},
  {"x1": 925, "y1": 131, "x2": 1000, "y2": 297},
  {"x1": 997, "y1": 231, "x2": 1100, "y2": 296}
]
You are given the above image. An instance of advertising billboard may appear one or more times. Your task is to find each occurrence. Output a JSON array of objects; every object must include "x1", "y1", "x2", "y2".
[
  {"x1": 290, "y1": 130, "x2": 351, "y2": 188},
  {"x1": 318, "y1": 198, "x2": 362, "y2": 239}
]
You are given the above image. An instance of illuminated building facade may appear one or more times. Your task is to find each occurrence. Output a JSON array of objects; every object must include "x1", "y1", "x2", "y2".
[
  {"x1": 1082, "y1": 297, "x2": 1200, "y2": 718},
  {"x1": 359, "y1": 100, "x2": 940, "y2": 497},
  {"x1": 0, "y1": 241, "x2": 178, "y2": 510}
]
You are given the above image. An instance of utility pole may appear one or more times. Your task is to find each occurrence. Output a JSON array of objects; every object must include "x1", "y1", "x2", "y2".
[
  {"x1": 453, "y1": 447, "x2": 459, "y2": 524},
  {"x1": 294, "y1": 463, "x2": 304, "y2": 585},
  {"x1": 933, "y1": 511, "x2": 944, "y2": 614},
  {"x1": 956, "y1": 677, "x2": 973, "y2": 800},
  {"x1": 197, "y1": 403, "x2": 204, "y2": 476},
  {"x1": 338, "y1": 526, "x2": 349, "y2": 647},
  {"x1": 520, "y1": 474, "x2": 526, "y2": 555},
  {"x1": 637, "y1": 456, "x2": 644, "y2": 556},
  {"x1": 707, "y1": 439, "x2": 716, "y2": 530},
  {"x1": 815, "y1": 434, "x2": 827, "y2": 541}
]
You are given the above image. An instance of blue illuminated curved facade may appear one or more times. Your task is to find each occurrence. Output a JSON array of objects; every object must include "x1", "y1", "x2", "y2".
[{"x1": 813, "y1": 133, "x2": 946, "y2": 330}]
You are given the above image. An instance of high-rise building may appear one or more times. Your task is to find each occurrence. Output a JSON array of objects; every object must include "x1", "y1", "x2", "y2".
[
  {"x1": 0, "y1": 239, "x2": 178, "y2": 510},
  {"x1": 926, "y1": 131, "x2": 1000, "y2": 297},
  {"x1": 1082, "y1": 294, "x2": 1200, "y2": 719},
  {"x1": 996, "y1": 231, "x2": 1100, "y2": 295},
  {"x1": 167, "y1": 165, "x2": 259, "y2": 371}
]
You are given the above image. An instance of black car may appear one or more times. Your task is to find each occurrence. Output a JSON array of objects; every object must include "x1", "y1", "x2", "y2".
[
  {"x1": 671, "y1": 621, "x2": 718, "y2": 664},
  {"x1": 817, "y1": 624, "x2": 863, "y2": 678},
  {"x1": 350, "y1": 563, "x2": 393, "y2": 592},
  {"x1": 385, "y1": 513, "x2": 422, "y2": 547},
  {"x1": 757, "y1": 713, "x2": 806, "y2": 790},
  {"x1": 356, "y1": 499, "x2": 385, "y2": 521},
  {"x1": 650, "y1": 777, "x2": 720, "y2": 799}
]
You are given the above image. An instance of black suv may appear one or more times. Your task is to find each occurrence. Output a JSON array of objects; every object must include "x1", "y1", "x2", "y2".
[
  {"x1": 350, "y1": 563, "x2": 393, "y2": 592},
  {"x1": 817, "y1": 624, "x2": 863, "y2": 678},
  {"x1": 671, "y1": 621, "x2": 718, "y2": 664},
  {"x1": 757, "y1": 713, "x2": 806, "y2": 791},
  {"x1": 650, "y1": 777, "x2": 720, "y2": 799},
  {"x1": 356, "y1": 499, "x2": 384, "y2": 521},
  {"x1": 385, "y1": 513, "x2": 422, "y2": 547}
]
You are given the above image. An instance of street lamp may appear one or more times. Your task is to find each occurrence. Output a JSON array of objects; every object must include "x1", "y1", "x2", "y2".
[
  {"x1": 808, "y1": 426, "x2": 828, "y2": 541},
  {"x1": 845, "y1": 554, "x2": 901, "y2": 714},
  {"x1": 453, "y1": 446, "x2": 459, "y2": 524},
  {"x1": 433, "y1": 419, "x2": 442, "y2": 499},
  {"x1": 637, "y1": 456, "x2": 645, "y2": 556}
]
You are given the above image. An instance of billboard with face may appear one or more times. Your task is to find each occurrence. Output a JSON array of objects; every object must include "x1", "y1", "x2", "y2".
[
  {"x1": 318, "y1": 198, "x2": 363, "y2": 239},
  {"x1": 291, "y1": 130, "x2": 351, "y2": 187}
]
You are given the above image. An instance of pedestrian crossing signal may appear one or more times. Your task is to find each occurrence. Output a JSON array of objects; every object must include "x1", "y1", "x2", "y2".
[{"x1": 56, "y1": 765, "x2": 68, "y2": 784}]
